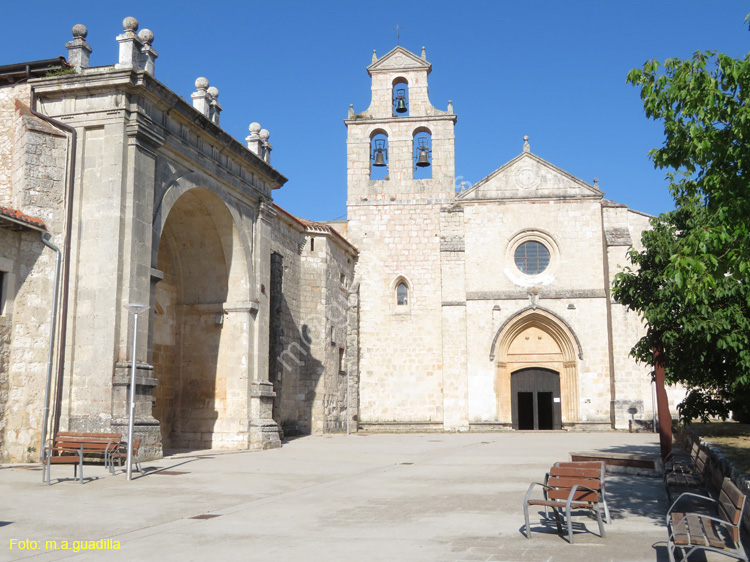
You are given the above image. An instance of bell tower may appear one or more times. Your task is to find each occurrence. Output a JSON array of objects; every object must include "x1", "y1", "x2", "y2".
[
  {"x1": 344, "y1": 46, "x2": 458, "y2": 429},
  {"x1": 345, "y1": 45, "x2": 457, "y2": 203}
]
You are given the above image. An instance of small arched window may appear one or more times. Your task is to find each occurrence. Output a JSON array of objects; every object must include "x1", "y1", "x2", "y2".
[{"x1": 396, "y1": 282, "x2": 408, "y2": 306}]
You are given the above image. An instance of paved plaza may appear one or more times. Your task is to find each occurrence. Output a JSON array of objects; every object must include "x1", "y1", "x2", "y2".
[{"x1": 1, "y1": 432, "x2": 680, "y2": 561}]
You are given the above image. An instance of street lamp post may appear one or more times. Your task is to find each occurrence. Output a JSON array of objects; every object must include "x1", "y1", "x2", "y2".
[{"x1": 124, "y1": 303, "x2": 148, "y2": 481}]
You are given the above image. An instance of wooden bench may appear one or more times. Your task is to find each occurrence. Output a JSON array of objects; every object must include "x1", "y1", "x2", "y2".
[
  {"x1": 553, "y1": 461, "x2": 611, "y2": 524},
  {"x1": 665, "y1": 448, "x2": 710, "y2": 502},
  {"x1": 667, "y1": 477, "x2": 747, "y2": 562},
  {"x1": 664, "y1": 441, "x2": 701, "y2": 475},
  {"x1": 523, "y1": 461, "x2": 607, "y2": 543},
  {"x1": 42, "y1": 432, "x2": 121, "y2": 485},
  {"x1": 108, "y1": 436, "x2": 143, "y2": 475}
]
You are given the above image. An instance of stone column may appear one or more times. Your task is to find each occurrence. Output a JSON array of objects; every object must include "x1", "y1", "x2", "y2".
[{"x1": 66, "y1": 24, "x2": 92, "y2": 72}]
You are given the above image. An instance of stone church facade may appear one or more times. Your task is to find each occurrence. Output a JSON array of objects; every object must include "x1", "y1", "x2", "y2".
[
  {"x1": 344, "y1": 46, "x2": 681, "y2": 432},
  {"x1": 0, "y1": 21, "x2": 678, "y2": 462}
]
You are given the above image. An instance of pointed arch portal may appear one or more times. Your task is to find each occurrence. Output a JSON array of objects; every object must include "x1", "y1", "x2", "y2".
[{"x1": 492, "y1": 308, "x2": 580, "y2": 426}]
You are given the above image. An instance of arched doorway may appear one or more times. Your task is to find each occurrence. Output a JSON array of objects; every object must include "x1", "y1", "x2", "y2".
[
  {"x1": 492, "y1": 308, "x2": 581, "y2": 427},
  {"x1": 151, "y1": 188, "x2": 249, "y2": 450},
  {"x1": 511, "y1": 368, "x2": 562, "y2": 430}
]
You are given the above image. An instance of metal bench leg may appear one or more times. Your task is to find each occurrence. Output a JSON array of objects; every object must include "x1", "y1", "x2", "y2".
[
  {"x1": 565, "y1": 504, "x2": 574, "y2": 544},
  {"x1": 523, "y1": 502, "x2": 532, "y2": 539},
  {"x1": 595, "y1": 505, "x2": 606, "y2": 538}
]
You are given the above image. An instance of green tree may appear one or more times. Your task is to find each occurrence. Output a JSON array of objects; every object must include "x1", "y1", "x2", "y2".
[
  {"x1": 614, "y1": 44, "x2": 750, "y2": 421},
  {"x1": 612, "y1": 197, "x2": 750, "y2": 421}
]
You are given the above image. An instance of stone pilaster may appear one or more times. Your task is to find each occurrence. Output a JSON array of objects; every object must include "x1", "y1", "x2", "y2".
[{"x1": 248, "y1": 202, "x2": 280, "y2": 448}]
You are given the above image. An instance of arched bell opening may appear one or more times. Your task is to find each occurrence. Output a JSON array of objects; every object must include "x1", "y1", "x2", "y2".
[
  {"x1": 412, "y1": 127, "x2": 432, "y2": 180},
  {"x1": 152, "y1": 187, "x2": 249, "y2": 451},
  {"x1": 370, "y1": 129, "x2": 389, "y2": 181},
  {"x1": 392, "y1": 77, "x2": 409, "y2": 116},
  {"x1": 492, "y1": 309, "x2": 580, "y2": 428}
]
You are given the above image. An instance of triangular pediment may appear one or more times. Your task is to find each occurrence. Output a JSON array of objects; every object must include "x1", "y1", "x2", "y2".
[
  {"x1": 457, "y1": 152, "x2": 603, "y2": 202},
  {"x1": 367, "y1": 46, "x2": 431, "y2": 76}
]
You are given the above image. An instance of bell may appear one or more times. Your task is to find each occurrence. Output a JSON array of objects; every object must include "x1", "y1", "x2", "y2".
[
  {"x1": 373, "y1": 150, "x2": 387, "y2": 167},
  {"x1": 395, "y1": 98, "x2": 407, "y2": 113},
  {"x1": 415, "y1": 149, "x2": 431, "y2": 167}
]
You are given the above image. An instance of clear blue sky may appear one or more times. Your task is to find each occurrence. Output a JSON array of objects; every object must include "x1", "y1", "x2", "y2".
[{"x1": 6, "y1": 1, "x2": 749, "y2": 221}]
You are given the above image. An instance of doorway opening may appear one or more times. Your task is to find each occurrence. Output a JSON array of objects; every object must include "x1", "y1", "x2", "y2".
[{"x1": 511, "y1": 368, "x2": 562, "y2": 430}]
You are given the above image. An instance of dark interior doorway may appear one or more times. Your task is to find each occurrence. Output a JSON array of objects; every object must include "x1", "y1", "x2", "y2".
[{"x1": 511, "y1": 368, "x2": 562, "y2": 430}]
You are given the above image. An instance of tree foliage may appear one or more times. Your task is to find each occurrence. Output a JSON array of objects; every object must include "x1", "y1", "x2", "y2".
[
  {"x1": 612, "y1": 198, "x2": 750, "y2": 421},
  {"x1": 614, "y1": 45, "x2": 750, "y2": 421}
]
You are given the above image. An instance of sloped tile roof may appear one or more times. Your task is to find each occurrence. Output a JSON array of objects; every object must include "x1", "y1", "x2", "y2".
[{"x1": 0, "y1": 206, "x2": 46, "y2": 231}]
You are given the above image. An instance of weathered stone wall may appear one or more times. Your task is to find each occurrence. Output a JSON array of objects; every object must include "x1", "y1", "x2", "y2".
[{"x1": 0, "y1": 82, "x2": 67, "y2": 461}]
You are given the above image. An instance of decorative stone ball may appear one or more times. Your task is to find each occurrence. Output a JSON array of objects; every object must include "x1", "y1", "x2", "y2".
[
  {"x1": 195, "y1": 77, "x2": 209, "y2": 90},
  {"x1": 123, "y1": 17, "x2": 139, "y2": 32},
  {"x1": 523, "y1": 135, "x2": 529, "y2": 141},
  {"x1": 72, "y1": 24, "x2": 88, "y2": 39},
  {"x1": 207, "y1": 86, "x2": 219, "y2": 99},
  {"x1": 138, "y1": 28, "x2": 154, "y2": 45},
  {"x1": 249, "y1": 122, "x2": 262, "y2": 134},
  {"x1": 259, "y1": 129, "x2": 270, "y2": 141}
]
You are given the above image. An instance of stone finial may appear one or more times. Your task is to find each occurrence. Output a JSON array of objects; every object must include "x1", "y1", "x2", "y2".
[
  {"x1": 372, "y1": 49, "x2": 377, "y2": 64},
  {"x1": 348, "y1": 104, "x2": 354, "y2": 118},
  {"x1": 246, "y1": 122, "x2": 263, "y2": 157},
  {"x1": 421, "y1": 46, "x2": 426, "y2": 60},
  {"x1": 66, "y1": 24, "x2": 92, "y2": 72},
  {"x1": 523, "y1": 135, "x2": 530, "y2": 153},
  {"x1": 115, "y1": 17, "x2": 144, "y2": 70},
  {"x1": 137, "y1": 28, "x2": 157, "y2": 75},
  {"x1": 207, "y1": 86, "x2": 222, "y2": 126},
  {"x1": 138, "y1": 28, "x2": 154, "y2": 45},
  {"x1": 72, "y1": 24, "x2": 88, "y2": 39},
  {"x1": 593, "y1": 178, "x2": 599, "y2": 188},
  {"x1": 191, "y1": 77, "x2": 211, "y2": 117},
  {"x1": 123, "y1": 17, "x2": 139, "y2": 33},
  {"x1": 447, "y1": 100, "x2": 453, "y2": 114},
  {"x1": 259, "y1": 129, "x2": 272, "y2": 164}
]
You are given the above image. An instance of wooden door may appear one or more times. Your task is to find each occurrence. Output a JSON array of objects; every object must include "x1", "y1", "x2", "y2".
[{"x1": 511, "y1": 368, "x2": 562, "y2": 430}]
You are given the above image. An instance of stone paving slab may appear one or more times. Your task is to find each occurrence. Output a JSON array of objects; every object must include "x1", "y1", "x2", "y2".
[{"x1": 0, "y1": 432, "x2": 687, "y2": 561}]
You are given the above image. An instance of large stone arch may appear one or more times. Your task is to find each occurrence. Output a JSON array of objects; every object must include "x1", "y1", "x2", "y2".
[
  {"x1": 151, "y1": 187, "x2": 251, "y2": 450},
  {"x1": 491, "y1": 307, "x2": 580, "y2": 424}
]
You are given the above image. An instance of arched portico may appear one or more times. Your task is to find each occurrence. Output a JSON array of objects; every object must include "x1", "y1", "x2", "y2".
[
  {"x1": 151, "y1": 187, "x2": 251, "y2": 450},
  {"x1": 492, "y1": 307, "x2": 580, "y2": 425}
]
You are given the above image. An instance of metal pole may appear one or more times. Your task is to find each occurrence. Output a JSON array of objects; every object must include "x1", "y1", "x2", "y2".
[
  {"x1": 124, "y1": 303, "x2": 148, "y2": 481},
  {"x1": 127, "y1": 310, "x2": 139, "y2": 481},
  {"x1": 346, "y1": 365, "x2": 350, "y2": 436},
  {"x1": 40, "y1": 232, "x2": 61, "y2": 462}
]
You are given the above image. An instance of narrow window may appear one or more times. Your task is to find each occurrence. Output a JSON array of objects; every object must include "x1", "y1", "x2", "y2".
[
  {"x1": 339, "y1": 347, "x2": 345, "y2": 372},
  {"x1": 396, "y1": 282, "x2": 408, "y2": 306},
  {"x1": 0, "y1": 270, "x2": 5, "y2": 314},
  {"x1": 310, "y1": 237, "x2": 315, "y2": 252}
]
